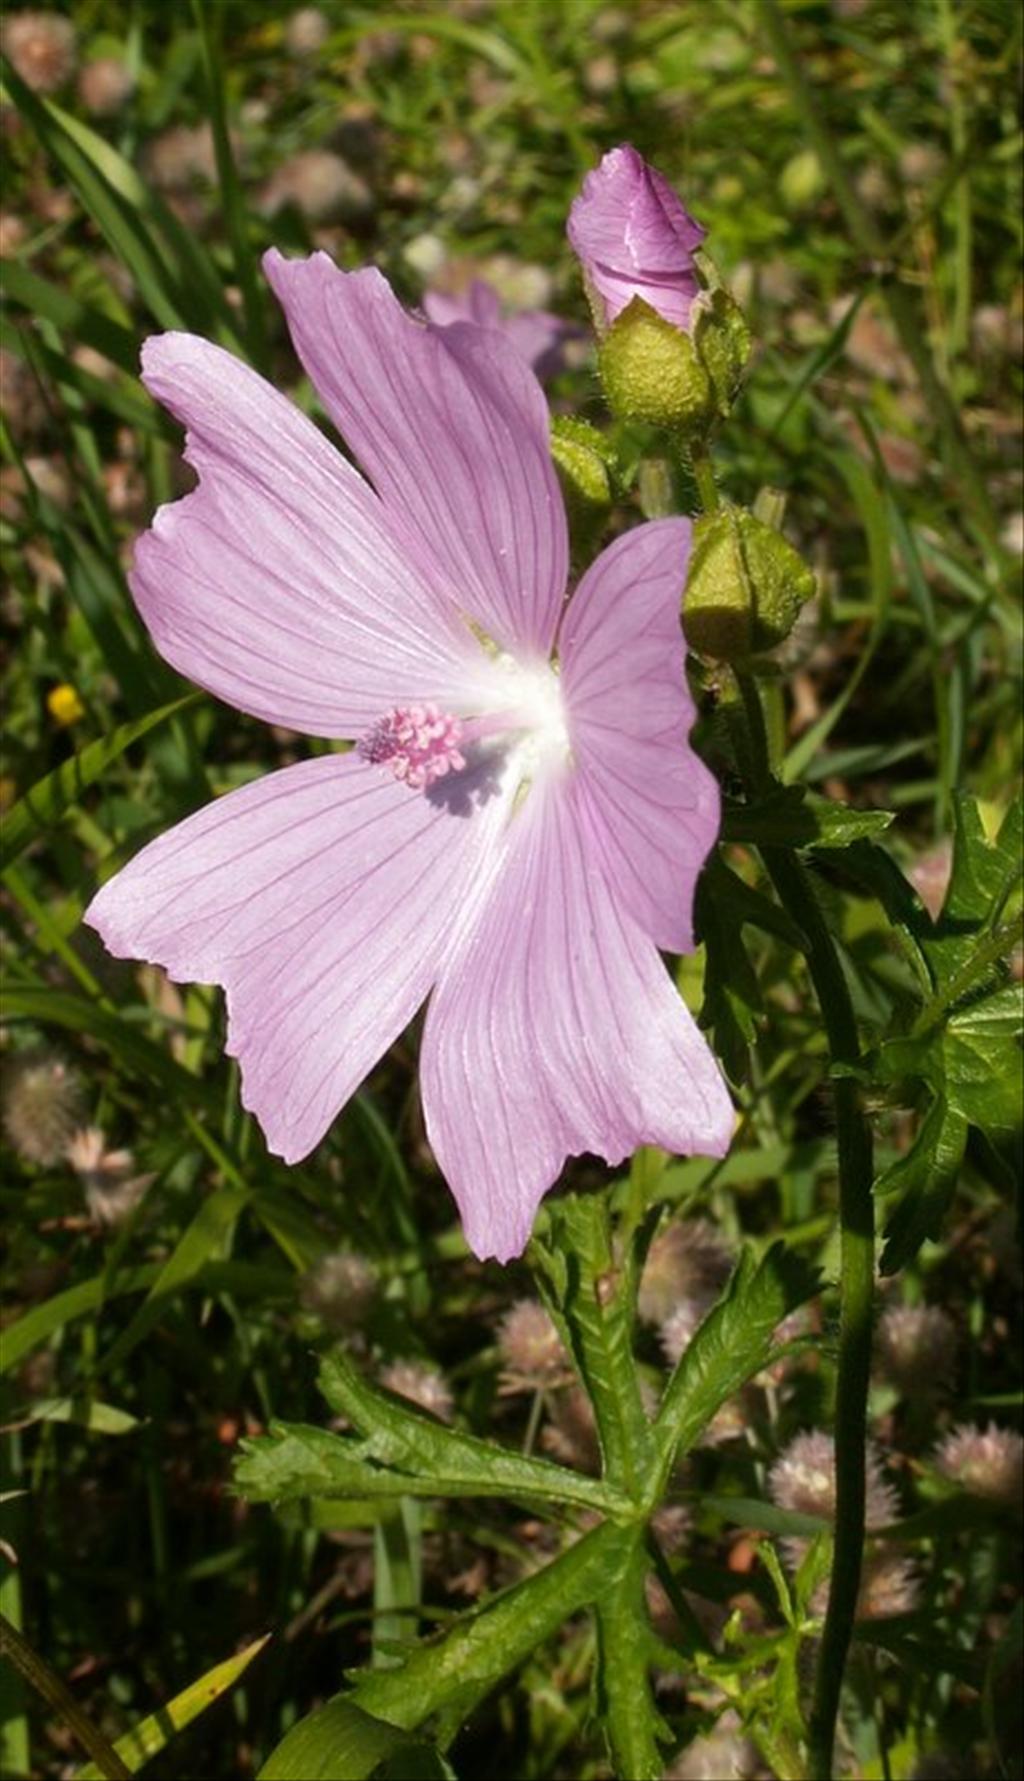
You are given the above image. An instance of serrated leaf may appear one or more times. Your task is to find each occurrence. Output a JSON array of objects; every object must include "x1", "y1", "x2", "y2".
[
  {"x1": 77, "y1": 1636, "x2": 269, "y2": 1777},
  {"x1": 652, "y1": 1244, "x2": 820, "y2": 1480},
  {"x1": 347, "y1": 1521, "x2": 633, "y2": 1737},
  {"x1": 236, "y1": 1354, "x2": 625, "y2": 1517},
  {"x1": 723, "y1": 787, "x2": 894, "y2": 849},
  {"x1": 877, "y1": 1095, "x2": 968, "y2": 1274},
  {"x1": 923, "y1": 794, "x2": 1023, "y2": 990},
  {"x1": 1, "y1": 694, "x2": 199, "y2": 872}
]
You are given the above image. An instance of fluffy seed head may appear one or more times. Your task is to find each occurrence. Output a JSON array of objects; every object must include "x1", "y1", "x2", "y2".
[
  {"x1": 77, "y1": 57, "x2": 135, "y2": 117},
  {"x1": 145, "y1": 124, "x2": 218, "y2": 192},
  {"x1": 3, "y1": 1051, "x2": 84, "y2": 1166},
  {"x1": 855, "y1": 1549, "x2": 921, "y2": 1619},
  {"x1": 1, "y1": 11, "x2": 76, "y2": 92},
  {"x1": 542, "y1": 1382, "x2": 600, "y2": 1473},
  {"x1": 497, "y1": 1299, "x2": 571, "y2": 1391},
  {"x1": 934, "y1": 1423, "x2": 1023, "y2": 1507},
  {"x1": 261, "y1": 149, "x2": 372, "y2": 224},
  {"x1": 875, "y1": 1303, "x2": 958, "y2": 1396},
  {"x1": 299, "y1": 1250, "x2": 377, "y2": 1333},
  {"x1": 639, "y1": 1217, "x2": 733, "y2": 1326},
  {"x1": 379, "y1": 1359, "x2": 454, "y2": 1423}
]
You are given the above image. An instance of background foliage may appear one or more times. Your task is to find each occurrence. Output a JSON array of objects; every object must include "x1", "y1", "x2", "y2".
[{"x1": 1, "y1": 1, "x2": 1021, "y2": 1776}]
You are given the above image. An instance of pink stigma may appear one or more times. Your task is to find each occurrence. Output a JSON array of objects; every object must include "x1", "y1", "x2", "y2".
[{"x1": 358, "y1": 703, "x2": 466, "y2": 791}]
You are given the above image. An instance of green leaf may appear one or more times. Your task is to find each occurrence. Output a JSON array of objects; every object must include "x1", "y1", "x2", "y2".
[
  {"x1": 1, "y1": 694, "x2": 200, "y2": 872},
  {"x1": 77, "y1": 1636, "x2": 269, "y2": 1778},
  {"x1": 237, "y1": 1353, "x2": 625, "y2": 1517},
  {"x1": 652, "y1": 1244, "x2": 819, "y2": 1482},
  {"x1": 0, "y1": 985, "x2": 221, "y2": 1111},
  {"x1": 23, "y1": 1397, "x2": 139, "y2": 1436},
  {"x1": 531, "y1": 1195, "x2": 654, "y2": 1495},
  {"x1": 877, "y1": 1095, "x2": 969, "y2": 1274},
  {"x1": 348, "y1": 1521, "x2": 633, "y2": 1736},
  {"x1": 697, "y1": 1495, "x2": 830, "y2": 1539},
  {"x1": 923, "y1": 794, "x2": 1023, "y2": 991},
  {"x1": 0, "y1": 260, "x2": 139, "y2": 373},
  {"x1": 723, "y1": 787, "x2": 894, "y2": 849},
  {"x1": 258, "y1": 1698, "x2": 429, "y2": 1781}
]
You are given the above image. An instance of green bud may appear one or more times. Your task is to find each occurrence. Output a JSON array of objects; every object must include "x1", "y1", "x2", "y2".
[
  {"x1": 597, "y1": 288, "x2": 751, "y2": 440},
  {"x1": 549, "y1": 416, "x2": 616, "y2": 510},
  {"x1": 683, "y1": 504, "x2": 816, "y2": 660}
]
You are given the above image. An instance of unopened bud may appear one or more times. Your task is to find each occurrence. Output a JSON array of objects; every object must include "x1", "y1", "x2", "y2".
[
  {"x1": 597, "y1": 285, "x2": 750, "y2": 438},
  {"x1": 549, "y1": 416, "x2": 615, "y2": 511},
  {"x1": 683, "y1": 504, "x2": 816, "y2": 660}
]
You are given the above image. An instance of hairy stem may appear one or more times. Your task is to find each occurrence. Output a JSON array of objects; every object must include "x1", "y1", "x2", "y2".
[{"x1": 736, "y1": 671, "x2": 875, "y2": 1780}]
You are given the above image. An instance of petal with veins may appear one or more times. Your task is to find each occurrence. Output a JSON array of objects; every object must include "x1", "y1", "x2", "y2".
[
  {"x1": 422, "y1": 778, "x2": 734, "y2": 1262},
  {"x1": 133, "y1": 332, "x2": 477, "y2": 736},
  {"x1": 87, "y1": 753, "x2": 506, "y2": 1164},
  {"x1": 264, "y1": 252, "x2": 568, "y2": 657},
  {"x1": 560, "y1": 518, "x2": 719, "y2": 953}
]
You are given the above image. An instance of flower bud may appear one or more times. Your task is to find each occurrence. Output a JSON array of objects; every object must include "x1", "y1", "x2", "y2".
[
  {"x1": 594, "y1": 284, "x2": 750, "y2": 435},
  {"x1": 568, "y1": 145, "x2": 750, "y2": 437},
  {"x1": 567, "y1": 144, "x2": 706, "y2": 333},
  {"x1": 683, "y1": 504, "x2": 816, "y2": 660},
  {"x1": 549, "y1": 415, "x2": 615, "y2": 511}
]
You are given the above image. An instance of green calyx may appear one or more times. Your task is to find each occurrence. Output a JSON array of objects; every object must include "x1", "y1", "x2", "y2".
[
  {"x1": 550, "y1": 415, "x2": 617, "y2": 510},
  {"x1": 597, "y1": 288, "x2": 751, "y2": 438},
  {"x1": 683, "y1": 504, "x2": 817, "y2": 660}
]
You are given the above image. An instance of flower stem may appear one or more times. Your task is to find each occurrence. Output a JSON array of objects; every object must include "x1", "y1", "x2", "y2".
[
  {"x1": 689, "y1": 448, "x2": 721, "y2": 515},
  {"x1": 735, "y1": 670, "x2": 874, "y2": 1780}
]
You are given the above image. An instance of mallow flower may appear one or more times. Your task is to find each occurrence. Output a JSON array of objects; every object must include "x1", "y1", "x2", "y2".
[
  {"x1": 422, "y1": 277, "x2": 581, "y2": 380},
  {"x1": 85, "y1": 250, "x2": 733, "y2": 1261}
]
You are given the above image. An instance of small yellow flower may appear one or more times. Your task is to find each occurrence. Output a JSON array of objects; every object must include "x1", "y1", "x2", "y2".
[{"x1": 47, "y1": 683, "x2": 85, "y2": 726}]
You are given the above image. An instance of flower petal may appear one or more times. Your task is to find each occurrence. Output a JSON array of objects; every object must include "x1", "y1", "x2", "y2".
[
  {"x1": 567, "y1": 144, "x2": 706, "y2": 330},
  {"x1": 87, "y1": 754, "x2": 504, "y2": 1163},
  {"x1": 559, "y1": 519, "x2": 719, "y2": 953},
  {"x1": 421, "y1": 780, "x2": 734, "y2": 1262},
  {"x1": 133, "y1": 332, "x2": 476, "y2": 736},
  {"x1": 263, "y1": 251, "x2": 569, "y2": 657}
]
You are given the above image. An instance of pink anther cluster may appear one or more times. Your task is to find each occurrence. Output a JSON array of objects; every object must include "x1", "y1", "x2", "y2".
[{"x1": 358, "y1": 702, "x2": 466, "y2": 790}]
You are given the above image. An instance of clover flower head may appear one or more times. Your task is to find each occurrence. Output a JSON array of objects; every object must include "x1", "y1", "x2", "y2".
[
  {"x1": 875, "y1": 1303, "x2": 957, "y2": 1397},
  {"x1": 77, "y1": 57, "x2": 134, "y2": 117},
  {"x1": 769, "y1": 1429, "x2": 901, "y2": 1529},
  {"x1": 299, "y1": 1250, "x2": 378, "y2": 1332},
  {"x1": 85, "y1": 252, "x2": 732, "y2": 1262},
  {"x1": 640, "y1": 1215, "x2": 733, "y2": 1327},
  {"x1": 666, "y1": 1710, "x2": 759, "y2": 1781},
  {"x1": 284, "y1": 7, "x2": 330, "y2": 57},
  {"x1": 3, "y1": 1050, "x2": 83, "y2": 1166},
  {"x1": 497, "y1": 1299, "x2": 571, "y2": 1393},
  {"x1": 379, "y1": 1359, "x2": 454, "y2": 1424},
  {"x1": 934, "y1": 1422, "x2": 1023, "y2": 1507},
  {"x1": 1, "y1": 10, "x2": 76, "y2": 93}
]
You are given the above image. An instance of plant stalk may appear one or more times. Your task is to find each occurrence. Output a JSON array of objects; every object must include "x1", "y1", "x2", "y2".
[
  {"x1": 0, "y1": 1612, "x2": 132, "y2": 1780},
  {"x1": 736, "y1": 671, "x2": 875, "y2": 1780}
]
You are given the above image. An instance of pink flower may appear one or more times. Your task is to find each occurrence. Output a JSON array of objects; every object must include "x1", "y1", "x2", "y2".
[
  {"x1": 567, "y1": 144, "x2": 706, "y2": 332},
  {"x1": 422, "y1": 278, "x2": 582, "y2": 379},
  {"x1": 85, "y1": 252, "x2": 732, "y2": 1261}
]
